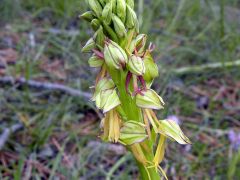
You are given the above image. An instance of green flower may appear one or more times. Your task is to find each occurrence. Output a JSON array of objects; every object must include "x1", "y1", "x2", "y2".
[
  {"x1": 120, "y1": 121, "x2": 148, "y2": 145},
  {"x1": 81, "y1": 38, "x2": 96, "y2": 53},
  {"x1": 104, "y1": 39, "x2": 128, "y2": 69},
  {"x1": 127, "y1": 55, "x2": 145, "y2": 75},
  {"x1": 136, "y1": 89, "x2": 165, "y2": 110},
  {"x1": 92, "y1": 78, "x2": 115, "y2": 102}
]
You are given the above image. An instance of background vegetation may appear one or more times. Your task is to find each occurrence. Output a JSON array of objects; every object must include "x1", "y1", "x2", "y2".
[{"x1": 0, "y1": 0, "x2": 239, "y2": 179}]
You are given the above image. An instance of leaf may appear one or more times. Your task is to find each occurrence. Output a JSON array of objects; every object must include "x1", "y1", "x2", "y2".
[{"x1": 158, "y1": 120, "x2": 191, "y2": 145}]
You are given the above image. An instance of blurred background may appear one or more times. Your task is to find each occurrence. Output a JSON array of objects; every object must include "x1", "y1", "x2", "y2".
[{"x1": 0, "y1": 0, "x2": 239, "y2": 179}]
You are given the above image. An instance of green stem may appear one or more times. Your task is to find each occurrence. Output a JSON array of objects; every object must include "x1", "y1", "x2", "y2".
[
  {"x1": 137, "y1": 162, "x2": 160, "y2": 180},
  {"x1": 107, "y1": 68, "x2": 161, "y2": 179}
]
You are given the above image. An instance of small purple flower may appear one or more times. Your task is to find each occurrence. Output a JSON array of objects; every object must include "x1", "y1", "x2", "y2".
[
  {"x1": 167, "y1": 115, "x2": 181, "y2": 125},
  {"x1": 228, "y1": 129, "x2": 240, "y2": 150}
]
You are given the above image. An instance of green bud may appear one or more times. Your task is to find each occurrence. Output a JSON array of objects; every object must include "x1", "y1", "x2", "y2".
[
  {"x1": 111, "y1": 0, "x2": 117, "y2": 13},
  {"x1": 126, "y1": 0, "x2": 134, "y2": 9},
  {"x1": 92, "y1": 78, "x2": 115, "y2": 102},
  {"x1": 79, "y1": 11, "x2": 95, "y2": 22},
  {"x1": 128, "y1": 34, "x2": 147, "y2": 55},
  {"x1": 88, "y1": 0, "x2": 103, "y2": 18},
  {"x1": 82, "y1": 38, "x2": 96, "y2": 53},
  {"x1": 120, "y1": 121, "x2": 148, "y2": 145},
  {"x1": 125, "y1": 5, "x2": 137, "y2": 29},
  {"x1": 102, "y1": 22, "x2": 119, "y2": 43},
  {"x1": 112, "y1": 14, "x2": 127, "y2": 38},
  {"x1": 104, "y1": 39, "x2": 128, "y2": 69},
  {"x1": 136, "y1": 89, "x2": 165, "y2": 110},
  {"x1": 102, "y1": 2, "x2": 112, "y2": 25},
  {"x1": 94, "y1": 26, "x2": 105, "y2": 48},
  {"x1": 129, "y1": 39, "x2": 136, "y2": 54},
  {"x1": 116, "y1": 0, "x2": 126, "y2": 22},
  {"x1": 135, "y1": 34, "x2": 147, "y2": 54},
  {"x1": 91, "y1": 19, "x2": 101, "y2": 31},
  {"x1": 100, "y1": 89, "x2": 121, "y2": 113},
  {"x1": 88, "y1": 55, "x2": 104, "y2": 68},
  {"x1": 127, "y1": 55, "x2": 145, "y2": 75},
  {"x1": 98, "y1": 0, "x2": 105, "y2": 7},
  {"x1": 143, "y1": 52, "x2": 159, "y2": 87}
]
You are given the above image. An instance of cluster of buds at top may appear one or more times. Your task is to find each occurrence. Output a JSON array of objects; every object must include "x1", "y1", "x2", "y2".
[{"x1": 81, "y1": 0, "x2": 190, "y2": 179}]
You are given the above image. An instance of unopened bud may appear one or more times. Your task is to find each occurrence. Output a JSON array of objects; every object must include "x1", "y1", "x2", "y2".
[
  {"x1": 79, "y1": 11, "x2": 95, "y2": 22},
  {"x1": 143, "y1": 52, "x2": 159, "y2": 87},
  {"x1": 81, "y1": 38, "x2": 96, "y2": 53},
  {"x1": 94, "y1": 26, "x2": 105, "y2": 48},
  {"x1": 136, "y1": 89, "x2": 165, "y2": 110},
  {"x1": 116, "y1": 0, "x2": 126, "y2": 22},
  {"x1": 112, "y1": 15, "x2": 127, "y2": 38},
  {"x1": 102, "y1": 22, "x2": 119, "y2": 43},
  {"x1": 98, "y1": 0, "x2": 105, "y2": 7},
  {"x1": 88, "y1": 55, "x2": 104, "y2": 68},
  {"x1": 129, "y1": 39, "x2": 136, "y2": 53},
  {"x1": 125, "y1": 5, "x2": 137, "y2": 29},
  {"x1": 104, "y1": 39, "x2": 128, "y2": 69},
  {"x1": 111, "y1": 0, "x2": 117, "y2": 13},
  {"x1": 91, "y1": 19, "x2": 101, "y2": 31},
  {"x1": 102, "y1": 2, "x2": 112, "y2": 25},
  {"x1": 127, "y1": 55, "x2": 145, "y2": 75},
  {"x1": 135, "y1": 34, "x2": 147, "y2": 54},
  {"x1": 88, "y1": 0, "x2": 103, "y2": 18},
  {"x1": 126, "y1": 0, "x2": 134, "y2": 9}
]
